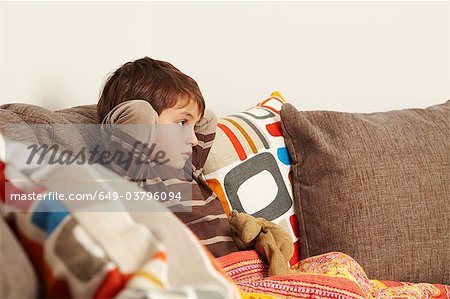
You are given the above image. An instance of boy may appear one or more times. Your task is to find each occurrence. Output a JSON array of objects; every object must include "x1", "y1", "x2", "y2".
[
  {"x1": 98, "y1": 57, "x2": 203, "y2": 170},
  {"x1": 97, "y1": 56, "x2": 238, "y2": 257}
]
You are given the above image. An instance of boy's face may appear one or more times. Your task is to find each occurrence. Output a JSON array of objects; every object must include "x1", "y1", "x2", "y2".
[{"x1": 151, "y1": 100, "x2": 202, "y2": 169}]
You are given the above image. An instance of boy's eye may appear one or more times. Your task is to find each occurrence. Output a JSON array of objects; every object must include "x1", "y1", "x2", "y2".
[{"x1": 177, "y1": 120, "x2": 187, "y2": 127}]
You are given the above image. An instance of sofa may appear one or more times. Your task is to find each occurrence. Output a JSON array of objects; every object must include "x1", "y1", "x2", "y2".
[{"x1": 0, "y1": 95, "x2": 449, "y2": 298}]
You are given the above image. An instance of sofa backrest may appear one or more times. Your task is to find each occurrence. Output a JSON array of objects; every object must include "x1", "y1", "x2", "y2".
[{"x1": 0, "y1": 103, "x2": 100, "y2": 154}]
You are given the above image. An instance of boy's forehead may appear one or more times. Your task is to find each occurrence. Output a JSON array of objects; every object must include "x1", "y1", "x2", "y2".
[{"x1": 173, "y1": 101, "x2": 202, "y2": 121}]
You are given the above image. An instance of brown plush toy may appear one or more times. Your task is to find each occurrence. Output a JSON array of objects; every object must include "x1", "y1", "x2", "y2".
[{"x1": 228, "y1": 210, "x2": 294, "y2": 276}]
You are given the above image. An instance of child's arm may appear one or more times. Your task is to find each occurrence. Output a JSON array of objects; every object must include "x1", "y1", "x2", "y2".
[
  {"x1": 100, "y1": 99, "x2": 158, "y2": 181},
  {"x1": 191, "y1": 109, "x2": 217, "y2": 179}
]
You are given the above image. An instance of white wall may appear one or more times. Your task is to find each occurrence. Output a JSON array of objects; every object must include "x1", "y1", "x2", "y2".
[{"x1": 0, "y1": 1, "x2": 448, "y2": 117}]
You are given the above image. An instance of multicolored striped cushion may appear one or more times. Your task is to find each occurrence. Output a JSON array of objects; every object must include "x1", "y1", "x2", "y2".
[{"x1": 203, "y1": 92, "x2": 301, "y2": 266}]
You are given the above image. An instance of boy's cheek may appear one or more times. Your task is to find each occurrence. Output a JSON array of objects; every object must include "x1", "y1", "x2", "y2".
[{"x1": 158, "y1": 126, "x2": 191, "y2": 145}]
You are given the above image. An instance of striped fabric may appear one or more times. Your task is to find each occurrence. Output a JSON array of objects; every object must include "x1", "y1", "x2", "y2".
[{"x1": 101, "y1": 100, "x2": 238, "y2": 257}]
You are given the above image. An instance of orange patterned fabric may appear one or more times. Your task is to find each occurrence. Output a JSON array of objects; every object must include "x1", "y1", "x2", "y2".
[{"x1": 218, "y1": 250, "x2": 450, "y2": 299}]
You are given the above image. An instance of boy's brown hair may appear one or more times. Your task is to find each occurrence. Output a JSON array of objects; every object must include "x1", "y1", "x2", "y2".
[{"x1": 97, "y1": 56, "x2": 205, "y2": 122}]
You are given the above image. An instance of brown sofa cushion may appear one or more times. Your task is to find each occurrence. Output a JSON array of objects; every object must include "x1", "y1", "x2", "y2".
[
  {"x1": 0, "y1": 103, "x2": 100, "y2": 154},
  {"x1": 280, "y1": 101, "x2": 450, "y2": 284}
]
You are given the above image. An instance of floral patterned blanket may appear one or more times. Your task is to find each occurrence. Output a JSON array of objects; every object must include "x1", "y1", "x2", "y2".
[{"x1": 219, "y1": 250, "x2": 450, "y2": 299}]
